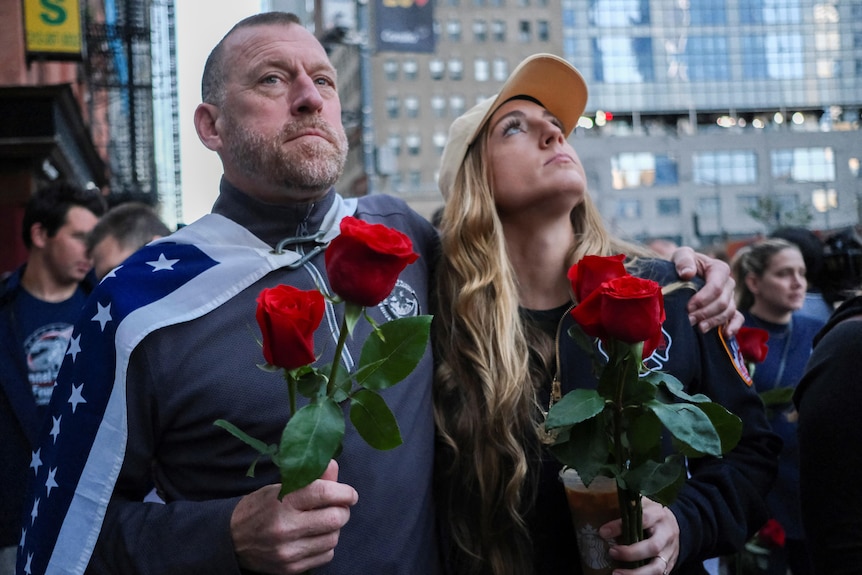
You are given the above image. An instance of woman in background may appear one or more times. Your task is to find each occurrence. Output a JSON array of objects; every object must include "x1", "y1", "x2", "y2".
[{"x1": 732, "y1": 238, "x2": 826, "y2": 574}]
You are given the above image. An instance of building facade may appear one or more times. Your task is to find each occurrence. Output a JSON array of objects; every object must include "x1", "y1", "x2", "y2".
[{"x1": 367, "y1": 0, "x2": 861, "y2": 245}]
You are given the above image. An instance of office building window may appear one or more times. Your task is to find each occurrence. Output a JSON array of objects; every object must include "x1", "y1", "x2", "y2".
[
  {"x1": 450, "y1": 95, "x2": 466, "y2": 117},
  {"x1": 403, "y1": 59, "x2": 419, "y2": 80},
  {"x1": 685, "y1": 36, "x2": 729, "y2": 80},
  {"x1": 742, "y1": 34, "x2": 804, "y2": 79},
  {"x1": 404, "y1": 96, "x2": 420, "y2": 118},
  {"x1": 693, "y1": 151, "x2": 758, "y2": 185},
  {"x1": 473, "y1": 20, "x2": 488, "y2": 42},
  {"x1": 537, "y1": 20, "x2": 549, "y2": 42},
  {"x1": 689, "y1": 0, "x2": 726, "y2": 24},
  {"x1": 431, "y1": 95, "x2": 447, "y2": 118},
  {"x1": 409, "y1": 170, "x2": 422, "y2": 190},
  {"x1": 433, "y1": 132, "x2": 447, "y2": 155},
  {"x1": 657, "y1": 198, "x2": 681, "y2": 216},
  {"x1": 390, "y1": 172, "x2": 402, "y2": 192},
  {"x1": 446, "y1": 19, "x2": 462, "y2": 42},
  {"x1": 492, "y1": 20, "x2": 506, "y2": 42},
  {"x1": 771, "y1": 148, "x2": 836, "y2": 182},
  {"x1": 429, "y1": 59, "x2": 445, "y2": 80},
  {"x1": 518, "y1": 0, "x2": 530, "y2": 5},
  {"x1": 615, "y1": 198, "x2": 641, "y2": 219},
  {"x1": 611, "y1": 153, "x2": 678, "y2": 189},
  {"x1": 383, "y1": 59, "x2": 399, "y2": 81},
  {"x1": 492, "y1": 58, "x2": 509, "y2": 81},
  {"x1": 385, "y1": 96, "x2": 399, "y2": 119},
  {"x1": 448, "y1": 58, "x2": 464, "y2": 80},
  {"x1": 737, "y1": 194, "x2": 761, "y2": 215},
  {"x1": 519, "y1": 20, "x2": 531, "y2": 43},
  {"x1": 474, "y1": 58, "x2": 490, "y2": 81},
  {"x1": 698, "y1": 196, "x2": 720, "y2": 218},
  {"x1": 592, "y1": 37, "x2": 655, "y2": 82},
  {"x1": 387, "y1": 133, "x2": 401, "y2": 156},
  {"x1": 739, "y1": 0, "x2": 801, "y2": 24},
  {"x1": 589, "y1": 0, "x2": 649, "y2": 26},
  {"x1": 406, "y1": 134, "x2": 421, "y2": 156}
]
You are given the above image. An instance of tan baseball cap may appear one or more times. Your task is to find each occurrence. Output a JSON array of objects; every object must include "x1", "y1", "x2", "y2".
[{"x1": 437, "y1": 53, "x2": 588, "y2": 201}]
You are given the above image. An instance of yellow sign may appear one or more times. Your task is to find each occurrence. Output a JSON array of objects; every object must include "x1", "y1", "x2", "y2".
[{"x1": 23, "y1": 0, "x2": 83, "y2": 57}]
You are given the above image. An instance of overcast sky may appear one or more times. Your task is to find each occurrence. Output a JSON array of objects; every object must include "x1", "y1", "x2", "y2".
[{"x1": 174, "y1": 1, "x2": 262, "y2": 224}]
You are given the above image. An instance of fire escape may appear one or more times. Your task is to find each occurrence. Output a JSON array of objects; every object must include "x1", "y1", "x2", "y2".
[{"x1": 84, "y1": 0, "x2": 182, "y2": 227}]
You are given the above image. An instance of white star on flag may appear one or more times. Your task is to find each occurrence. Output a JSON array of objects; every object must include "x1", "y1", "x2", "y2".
[
  {"x1": 147, "y1": 253, "x2": 180, "y2": 272},
  {"x1": 50, "y1": 415, "x2": 61, "y2": 443},
  {"x1": 46, "y1": 468, "x2": 59, "y2": 498},
  {"x1": 66, "y1": 334, "x2": 82, "y2": 362},
  {"x1": 30, "y1": 449, "x2": 42, "y2": 475},
  {"x1": 69, "y1": 384, "x2": 87, "y2": 413},
  {"x1": 30, "y1": 498, "x2": 39, "y2": 525},
  {"x1": 24, "y1": 552, "x2": 33, "y2": 575},
  {"x1": 92, "y1": 302, "x2": 113, "y2": 331},
  {"x1": 102, "y1": 265, "x2": 123, "y2": 281}
]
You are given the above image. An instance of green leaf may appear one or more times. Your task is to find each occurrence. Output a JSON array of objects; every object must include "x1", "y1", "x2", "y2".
[
  {"x1": 698, "y1": 402, "x2": 743, "y2": 453},
  {"x1": 549, "y1": 418, "x2": 610, "y2": 483},
  {"x1": 344, "y1": 301, "x2": 363, "y2": 336},
  {"x1": 646, "y1": 400, "x2": 723, "y2": 457},
  {"x1": 295, "y1": 368, "x2": 329, "y2": 400},
  {"x1": 621, "y1": 373, "x2": 658, "y2": 406},
  {"x1": 759, "y1": 387, "x2": 794, "y2": 408},
  {"x1": 649, "y1": 372, "x2": 711, "y2": 403},
  {"x1": 214, "y1": 419, "x2": 276, "y2": 457},
  {"x1": 275, "y1": 399, "x2": 345, "y2": 497},
  {"x1": 357, "y1": 315, "x2": 431, "y2": 391},
  {"x1": 567, "y1": 324, "x2": 598, "y2": 358},
  {"x1": 342, "y1": 358, "x2": 387, "y2": 391},
  {"x1": 623, "y1": 456, "x2": 687, "y2": 505},
  {"x1": 627, "y1": 411, "x2": 662, "y2": 457},
  {"x1": 545, "y1": 389, "x2": 605, "y2": 429},
  {"x1": 349, "y1": 388, "x2": 403, "y2": 450}
]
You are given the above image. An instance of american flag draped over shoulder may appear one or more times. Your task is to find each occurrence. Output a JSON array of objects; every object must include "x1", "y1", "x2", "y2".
[{"x1": 17, "y1": 197, "x2": 357, "y2": 575}]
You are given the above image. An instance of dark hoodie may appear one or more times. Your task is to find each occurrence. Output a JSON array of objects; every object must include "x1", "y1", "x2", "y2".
[{"x1": 794, "y1": 295, "x2": 862, "y2": 574}]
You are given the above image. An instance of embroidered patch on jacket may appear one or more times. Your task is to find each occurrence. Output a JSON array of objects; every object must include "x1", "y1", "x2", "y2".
[
  {"x1": 719, "y1": 330, "x2": 754, "y2": 386},
  {"x1": 597, "y1": 327, "x2": 672, "y2": 373},
  {"x1": 378, "y1": 279, "x2": 420, "y2": 320}
]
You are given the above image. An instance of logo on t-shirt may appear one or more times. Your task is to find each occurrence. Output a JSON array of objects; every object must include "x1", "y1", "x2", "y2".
[
  {"x1": 378, "y1": 279, "x2": 420, "y2": 320},
  {"x1": 25, "y1": 322, "x2": 73, "y2": 406}
]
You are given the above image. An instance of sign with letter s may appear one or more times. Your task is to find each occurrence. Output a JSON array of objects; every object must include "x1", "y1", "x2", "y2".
[{"x1": 23, "y1": 0, "x2": 84, "y2": 60}]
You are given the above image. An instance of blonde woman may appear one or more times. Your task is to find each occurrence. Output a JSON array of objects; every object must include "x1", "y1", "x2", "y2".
[{"x1": 433, "y1": 54, "x2": 781, "y2": 575}]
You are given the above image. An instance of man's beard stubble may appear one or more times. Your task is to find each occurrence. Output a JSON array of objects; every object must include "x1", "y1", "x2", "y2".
[{"x1": 224, "y1": 115, "x2": 348, "y2": 194}]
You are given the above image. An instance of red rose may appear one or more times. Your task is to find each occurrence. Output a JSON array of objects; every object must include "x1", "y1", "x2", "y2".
[
  {"x1": 757, "y1": 518, "x2": 786, "y2": 548},
  {"x1": 735, "y1": 327, "x2": 769, "y2": 364},
  {"x1": 570, "y1": 274, "x2": 666, "y2": 357},
  {"x1": 256, "y1": 285, "x2": 325, "y2": 369},
  {"x1": 325, "y1": 216, "x2": 419, "y2": 307},
  {"x1": 567, "y1": 254, "x2": 627, "y2": 302}
]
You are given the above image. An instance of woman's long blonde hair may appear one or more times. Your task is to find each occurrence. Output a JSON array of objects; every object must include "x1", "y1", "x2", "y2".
[{"x1": 433, "y1": 128, "x2": 647, "y2": 574}]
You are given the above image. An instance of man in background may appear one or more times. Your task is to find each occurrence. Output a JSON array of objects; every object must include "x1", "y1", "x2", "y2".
[
  {"x1": 87, "y1": 202, "x2": 171, "y2": 281},
  {"x1": 0, "y1": 181, "x2": 105, "y2": 575}
]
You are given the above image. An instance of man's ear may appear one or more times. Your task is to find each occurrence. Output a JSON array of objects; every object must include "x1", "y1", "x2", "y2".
[
  {"x1": 29, "y1": 222, "x2": 48, "y2": 249},
  {"x1": 194, "y1": 103, "x2": 221, "y2": 152}
]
